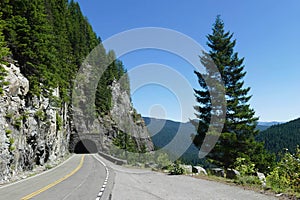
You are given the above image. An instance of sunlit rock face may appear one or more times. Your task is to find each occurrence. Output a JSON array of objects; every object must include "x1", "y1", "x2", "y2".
[
  {"x1": 0, "y1": 62, "x2": 153, "y2": 183},
  {"x1": 109, "y1": 81, "x2": 154, "y2": 151},
  {"x1": 69, "y1": 80, "x2": 154, "y2": 154},
  {"x1": 0, "y1": 63, "x2": 70, "y2": 183}
]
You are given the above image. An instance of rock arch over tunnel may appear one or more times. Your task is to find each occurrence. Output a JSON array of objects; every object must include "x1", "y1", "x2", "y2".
[
  {"x1": 74, "y1": 139, "x2": 98, "y2": 153},
  {"x1": 69, "y1": 133, "x2": 103, "y2": 153}
]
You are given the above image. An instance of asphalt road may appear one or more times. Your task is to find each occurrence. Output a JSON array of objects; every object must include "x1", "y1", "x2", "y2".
[
  {"x1": 0, "y1": 154, "x2": 112, "y2": 200},
  {"x1": 101, "y1": 158, "x2": 278, "y2": 200},
  {"x1": 0, "y1": 153, "x2": 279, "y2": 200}
]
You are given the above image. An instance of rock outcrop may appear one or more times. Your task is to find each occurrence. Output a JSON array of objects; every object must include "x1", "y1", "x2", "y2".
[
  {"x1": 0, "y1": 63, "x2": 70, "y2": 183},
  {"x1": 226, "y1": 168, "x2": 240, "y2": 179},
  {"x1": 69, "y1": 80, "x2": 154, "y2": 153},
  {"x1": 0, "y1": 62, "x2": 153, "y2": 183},
  {"x1": 192, "y1": 166, "x2": 207, "y2": 175},
  {"x1": 109, "y1": 81, "x2": 153, "y2": 151}
]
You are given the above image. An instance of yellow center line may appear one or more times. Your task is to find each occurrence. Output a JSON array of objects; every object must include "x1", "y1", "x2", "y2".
[{"x1": 21, "y1": 155, "x2": 85, "y2": 200}]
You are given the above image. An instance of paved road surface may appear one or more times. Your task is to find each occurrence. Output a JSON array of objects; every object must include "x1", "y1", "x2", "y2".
[
  {"x1": 101, "y1": 158, "x2": 278, "y2": 200},
  {"x1": 0, "y1": 154, "x2": 112, "y2": 200},
  {"x1": 0, "y1": 153, "x2": 278, "y2": 200}
]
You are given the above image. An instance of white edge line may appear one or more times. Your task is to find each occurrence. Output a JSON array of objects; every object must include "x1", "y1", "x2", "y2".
[
  {"x1": 93, "y1": 154, "x2": 110, "y2": 200},
  {"x1": 0, "y1": 154, "x2": 76, "y2": 189}
]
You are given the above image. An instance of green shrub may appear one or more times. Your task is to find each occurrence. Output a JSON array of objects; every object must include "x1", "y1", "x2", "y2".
[
  {"x1": 169, "y1": 161, "x2": 184, "y2": 175},
  {"x1": 45, "y1": 164, "x2": 52, "y2": 170},
  {"x1": 13, "y1": 116, "x2": 22, "y2": 130},
  {"x1": 35, "y1": 109, "x2": 46, "y2": 121},
  {"x1": 50, "y1": 96, "x2": 61, "y2": 108},
  {"x1": 56, "y1": 112, "x2": 63, "y2": 130},
  {"x1": 8, "y1": 137, "x2": 15, "y2": 152},
  {"x1": 132, "y1": 108, "x2": 142, "y2": 123},
  {"x1": 5, "y1": 129, "x2": 12, "y2": 136},
  {"x1": 234, "y1": 175, "x2": 261, "y2": 186},
  {"x1": 23, "y1": 111, "x2": 29, "y2": 120},
  {"x1": 234, "y1": 157, "x2": 255, "y2": 176},
  {"x1": 9, "y1": 145, "x2": 15, "y2": 152},
  {"x1": 5, "y1": 112, "x2": 13, "y2": 120},
  {"x1": 0, "y1": 66, "x2": 9, "y2": 95},
  {"x1": 266, "y1": 167, "x2": 289, "y2": 193},
  {"x1": 266, "y1": 147, "x2": 300, "y2": 194},
  {"x1": 156, "y1": 152, "x2": 172, "y2": 169}
]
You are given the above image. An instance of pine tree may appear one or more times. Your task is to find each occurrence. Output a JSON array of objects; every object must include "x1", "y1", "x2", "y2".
[
  {"x1": 95, "y1": 50, "x2": 129, "y2": 115},
  {"x1": 194, "y1": 16, "x2": 274, "y2": 171},
  {"x1": 67, "y1": 0, "x2": 99, "y2": 66},
  {"x1": 0, "y1": 12, "x2": 9, "y2": 60},
  {"x1": 0, "y1": 11, "x2": 10, "y2": 95},
  {"x1": 44, "y1": 0, "x2": 76, "y2": 101},
  {"x1": 2, "y1": 0, "x2": 59, "y2": 95}
]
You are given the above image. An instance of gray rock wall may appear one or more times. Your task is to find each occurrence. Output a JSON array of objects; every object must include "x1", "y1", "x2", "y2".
[
  {"x1": 0, "y1": 63, "x2": 70, "y2": 183},
  {"x1": 69, "y1": 79, "x2": 154, "y2": 153},
  {"x1": 110, "y1": 81, "x2": 154, "y2": 151},
  {"x1": 0, "y1": 62, "x2": 153, "y2": 183}
]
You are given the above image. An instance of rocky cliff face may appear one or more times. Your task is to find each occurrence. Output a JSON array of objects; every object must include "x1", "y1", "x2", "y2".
[
  {"x1": 70, "y1": 80, "x2": 154, "y2": 153},
  {"x1": 109, "y1": 81, "x2": 154, "y2": 151},
  {"x1": 0, "y1": 62, "x2": 153, "y2": 183},
  {"x1": 0, "y1": 63, "x2": 70, "y2": 183}
]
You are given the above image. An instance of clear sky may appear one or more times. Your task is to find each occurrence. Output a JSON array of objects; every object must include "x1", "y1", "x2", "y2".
[{"x1": 76, "y1": 0, "x2": 300, "y2": 123}]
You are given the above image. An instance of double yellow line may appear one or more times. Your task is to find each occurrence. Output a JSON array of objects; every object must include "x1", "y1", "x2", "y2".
[{"x1": 22, "y1": 155, "x2": 85, "y2": 200}]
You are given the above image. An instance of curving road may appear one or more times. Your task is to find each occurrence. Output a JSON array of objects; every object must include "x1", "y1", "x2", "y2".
[
  {"x1": 0, "y1": 153, "x2": 278, "y2": 200},
  {"x1": 0, "y1": 154, "x2": 113, "y2": 200}
]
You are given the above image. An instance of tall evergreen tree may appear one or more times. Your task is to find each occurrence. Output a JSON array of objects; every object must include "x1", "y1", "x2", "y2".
[
  {"x1": 67, "y1": 0, "x2": 99, "y2": 66},
  {"x1": 44, "y1": 0, "x2": 75, "y2": 101},
  {"x1": 95, "y1": 50, "x2": 129, "y2": 115},
  {"x1": 1, "y1": 0, "x2": 59, "y2": 95},
  {"x1": 0, "y1": 11, "x2": 10, "y2": 95},
  {"x1": 1, "y1": 0, "x2": 101, "y2": 99},
  {"x1": 0, "y1": 12, "x2": 10, "y2": 61},
  {"x1": 193, "y1": 16, "x2": 274, "y2": 172},
  {"x1": 1, "y1": 0, "x2": 132, "y2": 126}
]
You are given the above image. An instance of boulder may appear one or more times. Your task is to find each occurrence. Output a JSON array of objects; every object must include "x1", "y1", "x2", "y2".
[
  {"x1": 180, "y1": 164, "x2": 193, "y2": 174},
  {"x1": 226, "y1": 168, "x2": 240, "y2": 179},
  {"x1": 209, "y1": 168, "x2": 225, "y2": 177},
  {"x1": 145, "y1": 162, "x2": 158, "y2": 169},
  {"x1": 256, "y1": 172, "x2": 266, "y2": 187},
  {"x1": 192, "y1": 166, "x2": 207, "y2": 175},
  {"x1": 3, "y1": 64, "x2": 29, "y2": 97}
]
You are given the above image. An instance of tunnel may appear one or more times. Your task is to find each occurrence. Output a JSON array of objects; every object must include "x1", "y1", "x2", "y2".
[{"x1": 74, "y1": 139, "x2": 98, "y2": 154}]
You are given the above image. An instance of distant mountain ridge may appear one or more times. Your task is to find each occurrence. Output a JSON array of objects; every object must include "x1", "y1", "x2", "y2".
[
  {"x1": 256, "y1": 122, "x2": 282, "y2": 131},
  {"x1": 257, "y1": 118, "x2": 300, "y2": 155},
  {"x1": 143, "y1": 117, "x2": 202, "y2": 165},
  {"x1": 258, "y1": 121, "x2": 283, "y2": 126},
  {"x1": 144, "y1": 116, "x2": 298, "y2": 164}
]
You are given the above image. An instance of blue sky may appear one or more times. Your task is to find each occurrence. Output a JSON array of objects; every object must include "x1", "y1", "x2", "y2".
[{"x1": 76, "y1": 0, "x2": 300, "y2": 122}]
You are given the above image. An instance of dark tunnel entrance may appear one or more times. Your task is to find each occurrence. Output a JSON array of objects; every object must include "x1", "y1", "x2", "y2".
[{"x1": 74, "y1": 139, "x2": 98, "y2": 154}]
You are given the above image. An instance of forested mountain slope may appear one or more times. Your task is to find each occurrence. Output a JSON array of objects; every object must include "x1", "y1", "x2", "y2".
[
  {"x1": 256, "y1": 118, "x2": 300, "y2": 155},
  {"x1": 0, "y1": 0, "x2": 152, "y2": 183}
]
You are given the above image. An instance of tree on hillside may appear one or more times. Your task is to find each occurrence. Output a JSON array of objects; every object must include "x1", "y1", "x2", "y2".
[
  {"x1": 0, "y1": 12, "x2": 10, "y2": 61},
  {"x1": 44, "y1": 0, "x2": 76, "y2": 101},
  {"x1": 193, "y1": 16, "x2": 274, "y2": 172},
  {"x1": 0, "y1": 11, "x2": 10, "y2": 95},
  {"x1": 67, "y1": 0, "x2": 100, "y2": 66},
  {"x1": 95, "y1": 50, "x2": 129, "y2": 115},
  {"x1": 257, "y1": 118, "x2": 300, "y2": 156},
  {"x1": 0, "y1": 0, "x2": 101, "y2": 99},
  {"x1": 1, "y1": 0, "x2": 58, "y2": 95}
]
